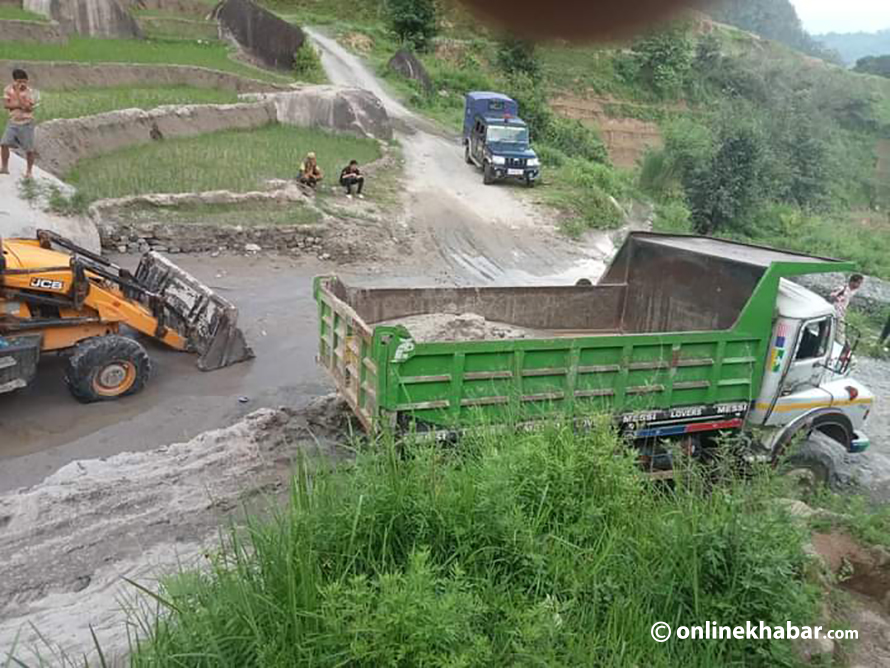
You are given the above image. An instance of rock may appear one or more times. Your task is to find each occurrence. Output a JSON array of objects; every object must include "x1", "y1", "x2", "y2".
[
  {"x1": 387, "y1": 48, "x2": 433, "y2": 94},
  {"x1": 774, "y1": 498, "x2": 816, "y2": 519},
  {"x1": 244, "y1": 243, "x2": 262, "y2": 253},
  {"x1": 794, "y1": 634, "x2": 835, "y2": 662},
  {"x1": 25, "y1": 0, "x2": 142, "y2": 38},
  {"x1": 250, "y1": 87, "x2": 392, "y2": 141},
  {"x1": 213, "y1": 0, "x2": 306, "y2": 71},
  {"x1": 319, "y1": 253, "x2": 332, "y2": 260},
  {"x1": 116, "y1": 245, "x2": 127, "y2": 253}
]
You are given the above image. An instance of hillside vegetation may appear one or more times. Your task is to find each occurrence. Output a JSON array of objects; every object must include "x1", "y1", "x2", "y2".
[{"x1": 268, "y1": 0, "x2": 890, "y2": 276}]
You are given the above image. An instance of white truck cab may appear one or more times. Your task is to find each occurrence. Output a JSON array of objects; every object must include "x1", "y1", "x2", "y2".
[{"x1": 751, "y1": 279, "x2": 873, "y2": 457}]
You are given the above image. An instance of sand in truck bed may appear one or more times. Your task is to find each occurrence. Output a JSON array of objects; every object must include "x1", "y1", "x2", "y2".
[{"x1": 377, "y1": 313, "x2": 550, "y2": 342}]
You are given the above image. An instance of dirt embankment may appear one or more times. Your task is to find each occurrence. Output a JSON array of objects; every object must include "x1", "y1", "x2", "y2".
[
  {"x1": 0, "y1": 18, "x2": 66, "y2": 43},
  {"x1": 550, "y1": 94, "x2": 664, "y2": 168},
  {"x1": 36, "y1": 101, "x2": 277, "y2": 175},
  {"x1": 0, "y1": 60, "x2": 285, "y2": 94},
  {"x1": 0, "y1": 397, "x2": 352, "y2": 665}
]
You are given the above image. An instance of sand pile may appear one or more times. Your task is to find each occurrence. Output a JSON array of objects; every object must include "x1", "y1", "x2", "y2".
[{"x1": 381, "y1": 312, "x2": 544, "y2": 342}]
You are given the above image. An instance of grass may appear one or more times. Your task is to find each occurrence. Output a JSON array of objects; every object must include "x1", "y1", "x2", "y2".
[
  {"x1": 0, "y1": 6, "x2": 47, "y2": 21},
  {"x1": 136, "y1": 17, "x2": 219, "y2": 42},
  {"x1": 65, "y1": 124, "x2": 382, "y2": 201},
  {"x1": 115, "y1": 199, "x2": 324, "y2": 226},
  {"x1": 26, "y1": 85, "x2": 239, "y2": 122},
  {"x1": 0, "y1": 37, "x2": 292, "y2": 84},
  {"x1": 119, "y1": 423, "x2": 820, "y2": 666}
]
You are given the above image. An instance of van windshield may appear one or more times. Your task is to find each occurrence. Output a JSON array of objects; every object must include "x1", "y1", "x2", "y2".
[{"x1": 486, "y1": 126, "x2": 529, "y2": 144}]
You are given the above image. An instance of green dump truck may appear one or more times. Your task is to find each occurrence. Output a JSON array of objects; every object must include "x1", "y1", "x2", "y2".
[{"x1": 315, "y1": 233, "x2": 873, "y2": 471}]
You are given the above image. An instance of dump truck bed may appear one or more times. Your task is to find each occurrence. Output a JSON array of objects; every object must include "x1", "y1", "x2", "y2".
[{"x1": 315, "y1": 233, "x2": 853, "y2": 435}]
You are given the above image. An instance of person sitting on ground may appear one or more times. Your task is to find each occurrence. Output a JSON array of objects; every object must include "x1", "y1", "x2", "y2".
[
  {"x1": 1, "y1": 69, "x2": 39, "y2": 179},
  {"x1": 828, "y1": 273, "x2": 864, "y2": 343},
  {"x1": 339, "y1": 159, "x2": 365, "y2": 199},
  {"x1": 298, "y1": 152, "x2": 323, "y2": 188}
]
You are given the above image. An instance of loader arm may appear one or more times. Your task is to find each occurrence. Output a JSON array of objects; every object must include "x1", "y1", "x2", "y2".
[{"x1": 1, "y1": 232, "x2": 253, "y2": 370}]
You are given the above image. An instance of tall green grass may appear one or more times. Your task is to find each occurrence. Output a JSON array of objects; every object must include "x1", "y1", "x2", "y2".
[
  {"x1": 0, "y1": 37, "x2": 290, "y2": 84},
  {"x1": 127, "y1": 423, "x2": 817, "y2": 666},
  {"x1": 65, "y1": 124, "x2": 381, "y2": 201},
  {"x1": 28, "y1": 85, "x2": 239, "y2": 122}
]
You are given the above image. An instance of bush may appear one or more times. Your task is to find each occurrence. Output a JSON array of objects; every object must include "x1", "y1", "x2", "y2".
[
  {"x1": 293, "y1": 41, "x2": 325, "y2": 83},
  {"x1": 496, "y1": 36, "x2": 540, "y2": 81},
  {"x1": 128, "y1": 423, "x2": 819, "y2": 666},
  {"x1": 384, "y1": 0, "x2": 437, "y2": 52},
  {"x1": 535, "y1": 144, "x2": 567, "y2": 167},
  {"x1": 654, "y1": 200, "x2": 694, "y2": 234},
  {"x1": 631, "y1": 23, "x2": 694, "y2": 98}
]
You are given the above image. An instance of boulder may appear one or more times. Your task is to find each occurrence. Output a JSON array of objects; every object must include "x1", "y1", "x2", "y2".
[
  {"x1": 213, "y1": 0, "x2": 305, "y2": 71},
  {"x1": 24, "y1": 0, "x2": 142, "y2": 38},
  {"x1": 387, "y1": 48, "x2": 433, "y2": 94},
  {"x1": 249, "y1": 86, "x2": 392, "y2": 141}
]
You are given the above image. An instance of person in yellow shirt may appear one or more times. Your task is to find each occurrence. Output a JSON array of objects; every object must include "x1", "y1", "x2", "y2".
[{"x1": 298, "y1": 151, "x2": 323, "y2": 188}]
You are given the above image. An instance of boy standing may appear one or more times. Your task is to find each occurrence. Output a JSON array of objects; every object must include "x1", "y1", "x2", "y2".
[{"x1": 1, "y1": 69, "x2": 38, "y2": 179}]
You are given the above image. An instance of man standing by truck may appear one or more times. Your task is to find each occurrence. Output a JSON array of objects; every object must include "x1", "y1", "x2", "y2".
[
  {"x1": 1, "y1": 69, "x2": 38, "y2": 180},
  {"x1": 829, "y1": 273, "x2": 864, "y2": 343}
]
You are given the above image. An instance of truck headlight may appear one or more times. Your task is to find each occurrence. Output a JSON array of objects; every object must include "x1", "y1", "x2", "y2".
[
  {"x1": 491, "y1": 156, "x2": 506, "y2": 165},
  {"x1": 527, "y1": 158, "x2": 540, "y2": 167}
]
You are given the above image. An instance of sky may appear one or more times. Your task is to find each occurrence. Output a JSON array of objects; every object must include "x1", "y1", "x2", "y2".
[{"x1": 789, "y1": 0, "x2": 890, "y2": 34}]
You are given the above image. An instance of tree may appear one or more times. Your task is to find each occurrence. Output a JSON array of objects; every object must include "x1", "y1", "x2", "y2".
[
  {"x1": 496, "y1": 36, "x2": 541, "y2": 82},
  {"x1": 854, "y1": 55, "x2": 890, "y2": 79},
  {"x1": 385, "y1": 0, "x2": 437, "y2": 52},
  {"x1": 631, "y1": 24, "x2": 693, "y2": 98}
]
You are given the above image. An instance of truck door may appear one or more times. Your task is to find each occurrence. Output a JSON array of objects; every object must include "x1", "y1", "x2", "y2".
[{"x1": 782, "y1": 317, "x2": 832, "y2": 394}]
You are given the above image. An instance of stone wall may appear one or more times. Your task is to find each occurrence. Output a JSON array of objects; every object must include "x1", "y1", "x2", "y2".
[
  {"x1": 99, "y1": 219, "x2": 328, "y2": 254},
  {"x1": 36, "y1": 101, "x2": 277, "y2": 175},
  {"x1": 0, "y1": 60, "x2": 286, "y2": 93},
  {"x1": 0, "y1": 18, "x2": 67, "y2": 43}
]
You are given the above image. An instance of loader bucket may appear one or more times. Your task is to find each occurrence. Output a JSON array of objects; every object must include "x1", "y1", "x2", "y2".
[{"x1": 133, "y1": 252, "x2": 255, "y2": 371}]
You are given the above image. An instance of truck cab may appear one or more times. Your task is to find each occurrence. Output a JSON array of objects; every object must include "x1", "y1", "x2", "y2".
[
  {"x1": 751, "y1": 279, "x2": 873, "y2": 457},
  {"x1": 463, "y1": 92, "x2": 540, "y2": 187}
]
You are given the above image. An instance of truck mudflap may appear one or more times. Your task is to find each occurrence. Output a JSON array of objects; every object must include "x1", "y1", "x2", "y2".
[{"x1": 134, "y1": 252, "x2": 255, "y2": 371}]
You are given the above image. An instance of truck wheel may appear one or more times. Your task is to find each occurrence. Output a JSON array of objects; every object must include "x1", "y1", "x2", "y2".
[
  {"x1": 525, "y1": 176, "x2": 536, "y2": 188},
  {"x1": 483, "y1": 163, "x2": 495, "y2": 185},
  {"x1": 776, "y1": 432, "x2": 839, "y2": 490},
  {"x1": 465, "y1": 144, "x2": 473, "y2": 165},
  {"x1": 65, "y1": 335, "x2": 151, "y2": 403}
]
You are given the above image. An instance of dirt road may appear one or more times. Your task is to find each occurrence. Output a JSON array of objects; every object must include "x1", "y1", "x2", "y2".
[
  {"x1": 305, "y1": 27, "x2": 615, "y2": 285},
  {"x1": 0, "y1": 255, "x2": 334, "y2": 493}
]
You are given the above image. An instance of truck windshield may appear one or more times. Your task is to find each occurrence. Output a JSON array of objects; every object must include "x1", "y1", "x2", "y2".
[{"x1": 487, "y1": 126, "x2": 529, "y2": 144}]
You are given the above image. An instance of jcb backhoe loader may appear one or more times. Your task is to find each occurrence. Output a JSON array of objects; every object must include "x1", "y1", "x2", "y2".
[{"x1": 0, "y1": 230, "x2": 253, "y2": 402}]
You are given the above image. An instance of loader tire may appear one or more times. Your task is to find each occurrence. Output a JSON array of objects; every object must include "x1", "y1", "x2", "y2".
[{"x1": 65, "y1": 335, "x2": 151, "y2": 403}]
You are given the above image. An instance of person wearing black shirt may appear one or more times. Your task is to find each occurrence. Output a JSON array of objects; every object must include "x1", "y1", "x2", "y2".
[{"x1": 339, "y1": 159, "x2": 364, "y2": 198}]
